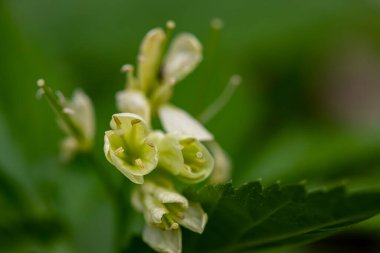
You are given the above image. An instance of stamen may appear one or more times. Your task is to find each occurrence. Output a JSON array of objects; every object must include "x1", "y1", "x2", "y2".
[
  {"x1": 113, "y1": 116, "x2": 122, "y2": 127},
  {"x1": 55, "y1": 91, "x2": 66, "y2": 103},
  {"x1": 36, "y1": 88, "x2": 44, "y2": 99},
  {"x1": 144, "y1": 140, "x2": 155, "y2": 148},
  {"x1": 36, "y1": 79, "x2": 83, "y2": 140},
  {"x1": 199, "y1": 74, "x2": 242, "y2": 124},
  {"x1": 105, "y1": 131, "x2": 114, "y2": 137},
  {"x1": 166, "y1": 204, "x2": 185, "y2": 220},
  {"x1": 181, "y1": 138, "x2": 196, "y2": 145},
  {"x1": 121, "y1": 64, "x2": 133, "y2": 73},
  {"x1": 184, "y1": 165, "x2": 192, "y2": 172},
  {"x1": 37, "y1": 79, "x2": 45, "y2": 87},
  {"x1": 114, "y1": 146, "x2": 125, "y2": 155},
  {"x1": 131, "y1": 118, "x2": 141, "y2": 126},
  {"x1": 170, "y1": 222, "x2": 179, "y2": 230},
  {"x1": 63, "y1": 108, "x2": 75, "y2": 115},
  {"x1": 135, "y1": 158, "x2": 145, "y2": 169},
  {"x1": 121, "y1": 64, "x2": 135, "y2": 89},
  {"x1": 163, "y1": 214, "x2": 179, "y2": 230},
  {"x1": 166, "y1": 20, "x2": 176, "y2": 30},
  {"x1": 210, "y1": 18, "x2": 224, "y2": 30}
]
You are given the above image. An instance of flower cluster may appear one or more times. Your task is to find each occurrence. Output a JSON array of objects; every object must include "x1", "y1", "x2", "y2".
[
  {"x1": 38, "y1": 20, "x2": 237, "y2": 253},
  {"x1": 104, "y1": 22, "x2": 223, "y2": 252}
]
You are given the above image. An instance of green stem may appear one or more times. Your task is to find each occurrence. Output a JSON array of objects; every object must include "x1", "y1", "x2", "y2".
[{"x1": 38, "y1": 80, "x2": 83, "y2": 141}]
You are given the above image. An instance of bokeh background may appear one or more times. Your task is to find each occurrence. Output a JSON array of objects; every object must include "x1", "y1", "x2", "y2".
[{"x1": 1, "y1": 0, "x2": 380, "y2": 252}]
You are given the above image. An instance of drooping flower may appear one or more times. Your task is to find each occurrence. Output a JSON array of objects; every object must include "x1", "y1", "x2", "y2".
[
  {"x1": 58, "y1": 89, "x2": 95, "y2": 160},
  {"x1": 37, "y1": 80, "x2": 95, "y2": 161},
  {"x1": 132, "y1": 179, "x2": 207, "y2": 253},
  {"x1": 104, "y1": 113, "x2": 158, "y2": 184}
]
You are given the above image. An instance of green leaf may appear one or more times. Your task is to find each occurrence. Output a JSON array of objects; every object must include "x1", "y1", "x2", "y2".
[{"x1": 183, "y1": 181, "x2": 380, "y2": 253}]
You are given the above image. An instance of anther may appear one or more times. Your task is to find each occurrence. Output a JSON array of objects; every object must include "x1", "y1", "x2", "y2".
[
  {"x1": 113, "y1": 116, "x2": 122, "y2": 126},
  {"x1": 114, "y1": 147, "x2": 125, "y2": 155},
  {"x1": 135, "y1": 158, "x2": 145, "y2": 169},
  {"x1": 211, "y1": 18, "x2": 224, "y2": 30},
  {"x1": 145, "y1": 140, "x2": 155, "y2": 148},
  {"x1": 166, "y1": 20, "x2": 176, "y2": 30},
  {"x1": 37, "y1": 79, "x2": 46, "y2": 87},
  {"x1": 131, "y1": 118, "x2": 141, "y2": 126},
  {"x1": 105, "y1": 131, "x2": 114, "y2": 137},
  {"x1": 36, "y1": 88, "x2": 44, "y2": 99},
  {"x1": 121, "y1": 64, "x2": 134, "y2": 73},
  {"x1": 63, "y1": 108, "x2": 75, "y2": 115}
]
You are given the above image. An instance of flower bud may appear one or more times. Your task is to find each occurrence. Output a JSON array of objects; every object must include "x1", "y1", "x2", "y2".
[
  {"x1": 137, "y1": 28, "x2": 166, "y2": 94},
  {"x1": 104, "y1": 113, "x2": 158, "y2": 184},
  {"x1": 163, "y1": 33, "x2": 202, "y2": 85}
]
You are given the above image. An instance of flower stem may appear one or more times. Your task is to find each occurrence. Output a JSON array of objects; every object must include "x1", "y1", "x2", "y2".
[
  {"x1": 37, "y1": 79, "x2": 83, "y2": 141},
  {"x1": 199, "y1": 75, "x2": 241, "y2": 124}
]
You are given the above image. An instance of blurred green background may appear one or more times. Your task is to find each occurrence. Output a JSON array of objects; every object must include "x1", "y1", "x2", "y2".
[{"x1": 1, "y1": 0, "x2": 380, "y2": 252}]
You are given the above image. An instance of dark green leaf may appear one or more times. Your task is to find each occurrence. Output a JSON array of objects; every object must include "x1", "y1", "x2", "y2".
[{"x1": 184, "y1": 181, "x2": 380, "y2": 253}]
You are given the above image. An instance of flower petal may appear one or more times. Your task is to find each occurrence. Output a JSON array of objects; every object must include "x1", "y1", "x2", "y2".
[
  {"x1": 138, "y1": 28, "x2": 166, "y2": 93},
  {"x1": 116, "y1": 90, "x2": 151, "y2": 123},
  {"x1": 143, "y1": 194, "x2": 169, "y2": 224},
  {"x1": 110, "y1": 112, "x2": 146, "y2": 130},
  {"x1": 163, "y1": 33, "x2": 202, "y2": 84},
  {"x1": 143, "y1": 225, "x2": 182, "y2": 253},
  {"x1": 178, "y1": 202, "x2": 208, "y2": 234},
  {"x1": 159, "y1": 104, "x2": 213, "y2": 141},
  {"x1": 71, "y1": 89, "x2": 95, "y2": 141},
  {"x1": 207, "y1": 141, "x2": 231, "y2": 184},
  {"x1": 149, "y1": 131, "x2": 184, "y2": 175},
  {"x1": 143, "y1": 181, "x2": 189, "y2": 208},
  {"x1": 177, "y1": 138, "x2": 214, "y2": 184},
  {"x1": 109, "y1": 151, "x2": 144, "y2": 184}
]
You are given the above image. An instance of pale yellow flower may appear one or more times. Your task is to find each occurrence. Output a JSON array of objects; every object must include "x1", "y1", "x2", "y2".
[{"x1": 104, "y1": 113, "x2": 158, "y2": 184}]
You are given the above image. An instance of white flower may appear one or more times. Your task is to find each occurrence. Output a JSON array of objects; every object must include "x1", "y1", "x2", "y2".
[
  {"x1": 132, "y1": 180, "x2": 208, "y2": 253},
  {"x1": 104, "y1": 113, "x2": 158, "y2": 184}
]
